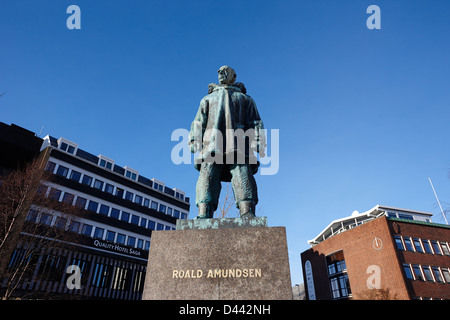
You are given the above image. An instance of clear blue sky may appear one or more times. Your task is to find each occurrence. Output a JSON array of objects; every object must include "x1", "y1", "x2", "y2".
[{"x1": 2, "y1": 0, "x2": 450, "y2": 287}]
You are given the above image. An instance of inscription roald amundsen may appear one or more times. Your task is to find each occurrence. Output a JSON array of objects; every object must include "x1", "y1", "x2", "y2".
[{"x1": 172, "y1": 268, "x2": 262, "y2": 279}]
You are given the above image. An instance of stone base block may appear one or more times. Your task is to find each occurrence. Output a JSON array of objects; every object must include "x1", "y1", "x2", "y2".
[{"x1": 142, "y1": 218, "x2": 292, "y2": 300}]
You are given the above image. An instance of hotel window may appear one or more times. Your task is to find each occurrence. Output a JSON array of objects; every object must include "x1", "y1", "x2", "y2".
[
  {"x1": 94, "y1": 227, "x2": 104, "y2": 239},
  {"x1": 99, "y1": 204, "x2": 110, "y2": 216},
  {"x1": 69, "y1": 170, "x2": 82, "y2": 182},
  {"x1": 151, "y1": 201, "x2": 159, "y2": 210},
  {"x1": 431, "y1": 241, "x2": 442, "y2": 255},
  {"x1": 81, "y1": 175, "x2": 93, "y2": 186},
  {"x1": 45, "y1": 161, "x2": 56, "y2": 173},
  {"x1": 422, "y1": 239, "x2": 433, "y2": 254},
  {"x1": 137, "y1": 239, "x2": 143, "y2": 249},
  {"x1": 440, "y1": 242, "x2": 450, "y2": 256},
  {"x1": 26, "y1": 209, "x2": 39, "y2": 222},
  {"x1": 167, "y1": 207, "x2": 173, "y2": 216},
  {"x1": 130, "y1": 214, "x2": 140, "y2": 225},
  {"x1": 110, "y1": 208, "x2": 120, "y2": 219},
  {"x1": 147, "y1": 220, "x2": 155, "y2": 230},
  {"x1": 413, "y1": 265, "x2": 424, "y2": 281},
  {"x1": 87, "y1": 200, "x2": 99, "y2": 212},
  {"x1": 134, "y1": 195, "x2": 143, "y2": 205},
  {"x1": 68, "y1": 221, "x2": 80, "y2": 233},
  {"x1": 173, "y1": 210, "x2": 180, "y2": 219},
  {"x1": 159, "y1": 204, "x2": 166, "y2": 214},
  {"x1": 48, "y1": 188, "x2": 62, "y2": 201},
  {"x1": 121, "y1": 211, "x2": 130, "y2": 223},
  {"x1": 104, "y1": 183, "x2": 114, "y2": 194},
  {"x1": 403, "y1": 264, "x2": 414, "y2": 280},
  {"x1": 413, "y1": 238, "x2": 423, "y2": 253},
  {"x1": 93, "y1": 179, "x2": 104, "y2": 190},
  {"x1": 432, "y1": 267, "x2": 444, "y2": 283},
  {"x1": 115, "y1": 188, "x2": 124, "y2": 198},
  {"x1": 125, "y1": 191, "x2": 134, "y2": 201},
  {"x1": 75, "y1": 197, "x2": 87, "y2": 209},
  {"x1": 54, "y1": 217, "x2": 67, "y2": 229},
  {"x1": 181, "y1": 212, "x2": 188, "y2": 219},
  {"x1": 116, "y1": 233, "x2": 126, "y2": 245},
  {"x1": 404, "y1": 238, "x2": 414, "y2": 252},
  {"x1": 62, "y1": 192, "x2": 75, "y2": 204},
  {"x1": 56, "y1": 165, "x2": 69, "y2": 178},
  {"x1": 143, "y1": 198, "x2": 150, "y2": 207},
  {"x1": 140, "y1": 217, "x2": 147, "y2": 228},
  {"x1": 127, "y1": 236, "x2": 136, "y2": 247},
  {"x1": 394, "y1": 236, "x2": 404, "y2": 250},
  {"x1": 106, "y1": 231, "x2": 115, "y2": 242},
  {"x1": 144, "y1": 241, "x2": 150, "y2": 251},
  {"x1": 422, "y1": 266, "x2": 434, "y2": 282},
  {"x1": 81, "y1": 224, "x2": 93, "y2": 237},
  {"x1": 156, "y1": 224, "x2": 164, "y2": 231}
]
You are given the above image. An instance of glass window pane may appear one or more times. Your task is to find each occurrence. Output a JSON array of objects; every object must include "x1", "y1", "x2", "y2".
[
  {"x1": 69, "y1": 170, "x2": 81, "y2": 182},
  {"x1": 151, "y1": 201, "x2": 158, "y2": 210},
  {"x1": 93, "y1": 179, "x2": 104, "y2": 190},
  {"x1": 116, "y1": 233, "x2": 126, "y2": 244},
  {"x1": 110, "y1": 208, "x2": 120, "y2": 219},
  {"x1": 104, "y1": 183, "x2": 114, "y2": 194},
  {"x1": 94, "y1": 227, "x2": 104, "y2": 239},
  {"x1": 431, "y1": 241, "x2": 441, "y2": 254},
  {"x1": 75, "y1": 197, "x2": 87, "y2": 208},
  {"x1": 45, "y1": 161, "x2": 56, "y2": 173},
  {"x1": 99, "y1": 204, "x2": 109, "y2": 215},
  {"x1": 432, "y1": 267, "x2": 443, "y2": 283},
  {"x1": 440, "y1": 242, "x2": 450, "y2": 256},
  {"x1": 422, "y1": 240, "x2": 433, "y2": 254},
  {"x1": 48, "y1": 188, "x2": 62, "y2": 201},
  {"x1": 68, "y1": 221, "x2": 80, "y2": 233},
  {"x1": 81, "y1": 224, "x2": 93, "y2": 236},
  {"x1": 159, "y1": 204, "x2": 166, "y2": 214},
  {"x1": 87, "y1": 200, "x2": 99, "y2": 212},
  {"x1": 82, "y1": 175, "x2": 93, "y2": 186},
  {"x1": 423, "y1": 266, "x2": 434, "y2": 282},
  {"x1": 121, "y1": 211, "x2": 130, "y2": 222},
  {"x1": 127, "y1": 236, "x2": 136, "y2": 247},
  {"x1": 413, "y1": 239, "x2": 423, "y2": 253},
  {"x1": 147, "y1": 220, "x2": 155, "y2": 230},
  {"x1": 413, "y1": 265, "x2": 424, "y2": 281},
  {"x1": 62, "y1": 192, "x2": 74, "y2": 204},
  {"x1": 106, "y1": 231, "x2": 115, "y2": 242},
  {"x1": 130, "y1": 215, "x2": 139, "y2": 225},
  {"x1": 56, "y1": 165, "x2": 69, "y2": 177},
  {"x1": 395, "y1": 236, "x2": 404, "y2": 250}
]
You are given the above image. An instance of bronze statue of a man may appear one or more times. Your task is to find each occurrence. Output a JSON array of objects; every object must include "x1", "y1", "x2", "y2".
[{"x1": 189, "y1": 66, "x2": 266, "y2": 219}]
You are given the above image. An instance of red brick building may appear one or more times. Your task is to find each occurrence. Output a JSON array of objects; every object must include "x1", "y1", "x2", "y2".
[{"x1": 301, "y1": 205, "x2": 450, "y2": 300}]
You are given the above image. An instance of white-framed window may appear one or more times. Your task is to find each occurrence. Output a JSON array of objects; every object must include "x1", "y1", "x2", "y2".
[
  {"x1": 98, "y1": 154, "x2": 114, "y2": 170},
  {"x1": 57, "y1": 138, "x2": 78, "y2": 155},
  {"x1": 124, "y1": 166, "x2": 138, "y2": 181}
]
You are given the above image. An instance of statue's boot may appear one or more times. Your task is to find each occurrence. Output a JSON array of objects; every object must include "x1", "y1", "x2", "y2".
[
  {"x1": 196, "y1": 203, "x2": 213, "y2": 219},
  {"x1": 238, "y1": 201, "x2": 256, "y2": 218}
]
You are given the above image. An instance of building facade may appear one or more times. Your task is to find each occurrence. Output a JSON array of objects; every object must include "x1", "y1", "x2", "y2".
[
  {"x1": 1, "y1": 124, "x2": 190, "y2": 299},
  {"x1": 301, "y1": 205, "x2": 450, "y2": 300}
]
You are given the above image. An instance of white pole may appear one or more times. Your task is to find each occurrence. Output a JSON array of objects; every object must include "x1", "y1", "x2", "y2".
[{"x1": 428, "y1": 177, "x2": 448, "y2": 225}]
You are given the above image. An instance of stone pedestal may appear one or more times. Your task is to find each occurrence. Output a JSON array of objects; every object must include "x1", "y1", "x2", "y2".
[{"x1": 142, "y1": 217, "x2": 292, "y2": 300}]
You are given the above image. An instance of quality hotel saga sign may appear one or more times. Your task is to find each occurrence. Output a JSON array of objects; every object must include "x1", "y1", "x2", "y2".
[{"x1": 172, "y1": 268, "x2": 262, "y2": 279}]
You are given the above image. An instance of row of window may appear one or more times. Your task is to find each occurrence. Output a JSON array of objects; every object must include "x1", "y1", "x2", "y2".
[
  {"x1": 26, "y1": 209, "x2": 152, "y2": 251},
  {"x1": 40, "y1": 184, "x2": 176, "y2": 232},
  {"x1": 403, "y1": 264, "x2": 450, "y2": 284},
  {"x1": 45, "y1": 161, "x2": 188, "y2": 219},
  {"x1": 394, "y1": 236, "x2": 450, "y2": 255}
]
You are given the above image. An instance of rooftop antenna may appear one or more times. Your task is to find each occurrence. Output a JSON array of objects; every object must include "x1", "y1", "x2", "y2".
[
  {"x1": 38, "y1": 125, "x2": 44, "y2": 138},
  {"x1": 428, "y1": 177, "x2": 448, "y2": 225}
]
